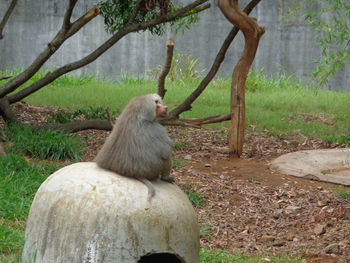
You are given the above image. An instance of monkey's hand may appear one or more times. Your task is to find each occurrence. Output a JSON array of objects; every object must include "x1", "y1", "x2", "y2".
[{"x1": 161, "y1": 174, "x2": 175, "y2": 183}]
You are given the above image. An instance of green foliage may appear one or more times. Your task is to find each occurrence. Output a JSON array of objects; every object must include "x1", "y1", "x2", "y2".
[
  {"x1": 149, "y1": 50, "x2": 204, "y2": 82},
  {"x1": 335, "y1": 189, "x2": 350, "y2": 202},
  {"x1": 99, "y1": 0, "x2": 199, "y2": 36},
  {"x1": 49, "y1": 109, "x2": 74, "y2": 124},
  {"x1": 174, "y1": 141, "x2": 187, "y2": 150},
  {"x1": 246, "y1": 70, "x2": 304, "y2": 92},
  {"x1": 74, "y1": 106, "x2": 119, "y2": 120},
  {"x1": 185, "y1": 184, "x2": 207, "y2": 208},
  {"x1": 3, "y1": 124, "x2": 84, "y2": 161},
  {"x1": 0, "y1": 225, "x2": 23, "y2": 255},
  {"x1": 291, "y1": 0, "x2": 350, "y2": 86},
  {"x1": 169, "y1": 7, "x2": 200, "y2": 34},
  {"x1": 200, "y1": 249, "x2": 304, "y2": 263},
  {"x1": 0, "y1": 254, "x2": 22, "y2": 263},
  {"x1": 172, "y1": 158, "x2": 185, "y2": 168},
  {"x1": 50, "y1": 106, "x2": 120, "y2": 124},
  {"x1": 0, "y1": 154, "x2": 57, "y2": 219},
  {"x1": 325, "y1": 132, "x2": 350, "y2": 146},
  {"x1": 200, "y1": 224, "x2": 213, "y2": 241}
]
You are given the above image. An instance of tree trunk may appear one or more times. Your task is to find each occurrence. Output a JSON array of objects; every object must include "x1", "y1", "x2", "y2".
[
  {"x1": 0, "y1": 97, "x2": 17, "y2": 123},
  {"x1": 217, "y1": 0, "x2": 264, "y2": 157}
]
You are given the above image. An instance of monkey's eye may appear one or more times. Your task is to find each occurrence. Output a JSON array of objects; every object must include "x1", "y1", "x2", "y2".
[{"x1": 155, "y1": 99, "x2": 159, "y2": 104}]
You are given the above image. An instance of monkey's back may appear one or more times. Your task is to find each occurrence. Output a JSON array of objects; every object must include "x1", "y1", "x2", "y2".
[{"x1": 95, "y1": 114, "x2": 172, "y2": 180}]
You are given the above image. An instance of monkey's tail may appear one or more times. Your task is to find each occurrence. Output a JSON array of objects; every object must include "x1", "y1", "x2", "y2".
[{"x1": 135, "y1": 177, "x2": 155, "y2": 200}]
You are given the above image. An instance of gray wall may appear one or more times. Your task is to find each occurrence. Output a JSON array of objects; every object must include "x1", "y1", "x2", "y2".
[{"x1": 0, "y1": 0, "x2": 349, "y2": 91}]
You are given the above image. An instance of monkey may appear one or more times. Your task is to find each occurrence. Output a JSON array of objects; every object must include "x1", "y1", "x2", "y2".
[{"x1": 94, "y1": 94, "x2": 174, "y2": 199}]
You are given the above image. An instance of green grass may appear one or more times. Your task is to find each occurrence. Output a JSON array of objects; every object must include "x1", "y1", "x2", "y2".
[
  {"x1": 0, "y1": 154, "x2": 58, "y2": 262},
  {"x1": 185, "y1": 184, "x2": 207, "y2": 208},
  {"x1": 0, "y1": 223, "x2": 24, "y2": 258},
  {"x1": 200, "y1": 249, "x2": 303, "y2": 263},
  {"x1": 325, "y1": 132, "x2": 350, "y2": 146},
  {"x1": 2, "y1": 123, "x2": 85, "y2": 161},
  {"x1": 0, "y1": 154, "x2": 58, "y2": 219},
  {"x1": 334, "y1": 189, "x2": 350, "y2": 203},
  {"x1": 19, "y1": 71, "x2": 350, "y2": 140}
]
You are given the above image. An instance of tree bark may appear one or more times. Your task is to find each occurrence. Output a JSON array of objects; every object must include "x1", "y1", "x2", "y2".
[
  {"x1": 217, "y1": 0, "x2": 264, "y2": 157},
  {"x1": 158, "y1": 39, "x2": 174, "y2": 98},
  {"x1": 0, "y1": 97, "x2": 17, "y2": 123},
  {"x1": 0, "y1": 0, "x2": 17, "y2": 40},
  {"x1": 169, "y1": 0, "x2": 262, "y2": 119}
]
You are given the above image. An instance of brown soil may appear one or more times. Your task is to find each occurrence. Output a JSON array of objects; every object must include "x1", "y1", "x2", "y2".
[{"x1": 11, "y1": 103, "x2": 350, "y2": 263}]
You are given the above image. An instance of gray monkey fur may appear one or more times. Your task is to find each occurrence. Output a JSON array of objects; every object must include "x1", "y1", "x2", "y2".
[{"x1": 94, "y1": 94, "x2": 173, "y2": 198}]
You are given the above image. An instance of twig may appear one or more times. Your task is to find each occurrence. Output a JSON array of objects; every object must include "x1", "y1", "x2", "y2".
[{"x1": 0, "y1": 0, "x2": 18, "y2": 40}]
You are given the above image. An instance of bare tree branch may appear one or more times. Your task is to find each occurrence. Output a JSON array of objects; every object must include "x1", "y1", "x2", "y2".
[
  {"x1": 8, "y1": 0, "x2": 210, "y2": 103},
  {"x1": 158, "y1": 39, "x2": 174, "y2": 98},
  {"x1": 183, "y1": 114, "x2": 231, "y2": 126},
  {"x1": 0, "y1": 5, "x2": 100, "y2": 97},
  {"x1": 0, "y1": 0, "x2": 17, "y2": 40},
  {"x1": 0, "y1": 76, "x2": 12, "y2": 81},
  {"x1": 62, "y1": 0, "x2": 78, "y2": 31},
  {"x1": 169, "y1": 0, "x2": 261, "y2": 118}
]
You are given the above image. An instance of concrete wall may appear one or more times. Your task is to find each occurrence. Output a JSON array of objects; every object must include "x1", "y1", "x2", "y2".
[{"x1": 0, "y1": 0, "x2": 349, "y2": 91}]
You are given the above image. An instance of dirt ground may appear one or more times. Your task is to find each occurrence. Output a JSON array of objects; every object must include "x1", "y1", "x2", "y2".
[
  {"x1": 14, "y1": 103, "x2": 350, "y2": 263},
  {"x1": 80, "y1": 126, "x2": 350, "y2": 263}
]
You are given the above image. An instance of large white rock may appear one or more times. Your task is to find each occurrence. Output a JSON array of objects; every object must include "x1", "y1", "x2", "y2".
[
  {"x1": 271, "y1": 148, "x2": 350, "y2": 185},
  {"x1": 23, "y1": 162, "x2": 199, "y2": 263}
]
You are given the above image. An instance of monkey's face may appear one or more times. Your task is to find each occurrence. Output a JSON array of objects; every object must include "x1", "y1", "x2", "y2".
[
  {"x1": 155, "y1": 98, "x2": 167, "y2": 118},
  {"x1": 138, "y1": 94, "x2": 167, "y2": 120}
]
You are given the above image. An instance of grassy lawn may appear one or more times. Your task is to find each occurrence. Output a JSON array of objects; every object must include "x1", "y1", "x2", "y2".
[
  {"x1": 21, "y1": 71, "x2": 350, "y2": 142},
  {"x1": 1, "y1": 70, "x2": 349, "y2": 262}
]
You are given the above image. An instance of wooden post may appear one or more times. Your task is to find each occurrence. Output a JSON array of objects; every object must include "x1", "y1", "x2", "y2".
[{"x1": 158, "y1": 39, "x2": 175, "y2": 98}]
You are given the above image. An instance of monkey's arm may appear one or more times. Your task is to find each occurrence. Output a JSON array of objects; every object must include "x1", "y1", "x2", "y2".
[{"x1": 160, "y1": 158, "x2": 174, "y2": 183}]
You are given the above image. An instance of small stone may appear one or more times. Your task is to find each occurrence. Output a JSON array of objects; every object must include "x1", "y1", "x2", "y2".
[
  {"x1": 273, "y1": 209, "x2": 283, "y2": 219},
  {"x1": 324, "y1": 243, "x2": 341, "y2": 255},
  {"x1": 314, "y1": 224, "x2": 326, "y2": 236},
  {"x1": 282, "y1": 183, "x2": 289, "y2": 189},
  {"x1": 317, "y1": 186, "x2": 323, "y2": 190},
  {"x1": 183, "y1": 154, "x2": 192, "y2": 160},
  {"x1": 285, "y1": 205, "x2": 301, "y2": 213},
  {"x1": 204, "y1": 163, "x2": 211, "y2": 167},
  {"x1": 219, "y1": 175, "x2": 225, "y2": 179}
]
